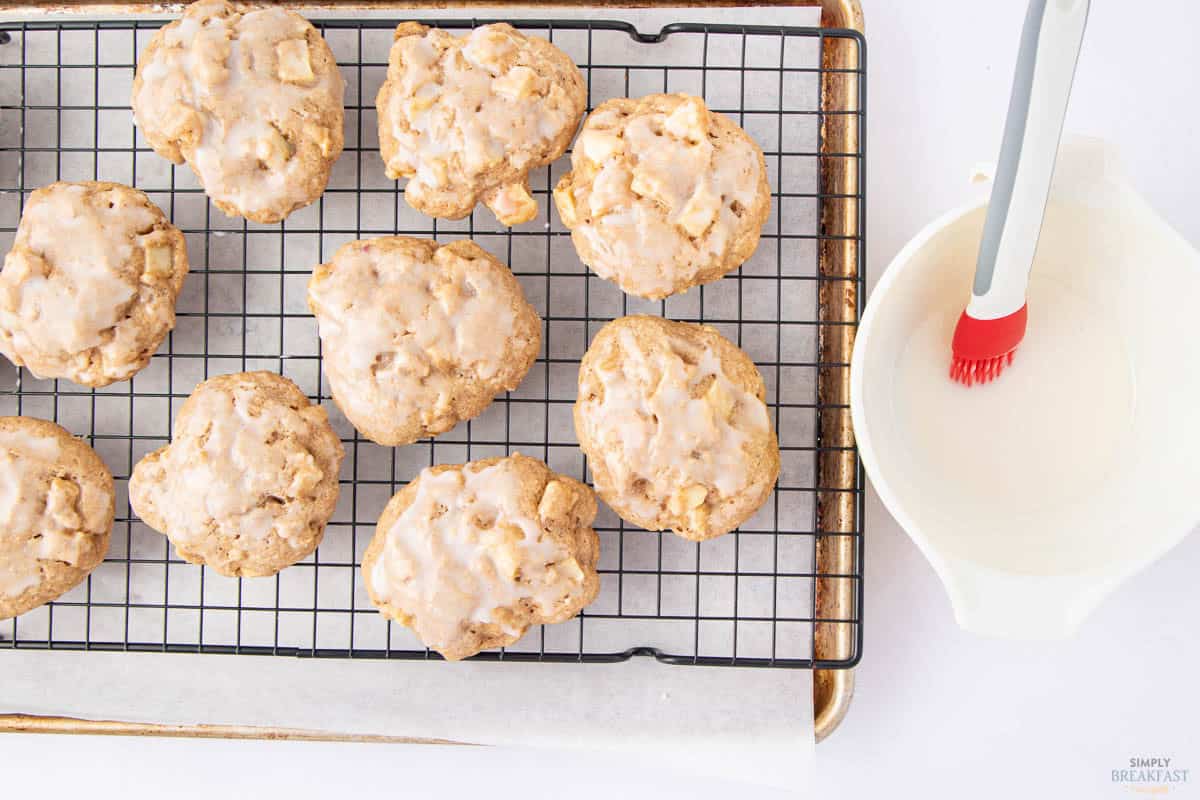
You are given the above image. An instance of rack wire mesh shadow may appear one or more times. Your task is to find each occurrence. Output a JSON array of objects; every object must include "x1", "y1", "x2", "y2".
[{"x1": 0, "y1": 18, "x2": 864, "y2": 669}]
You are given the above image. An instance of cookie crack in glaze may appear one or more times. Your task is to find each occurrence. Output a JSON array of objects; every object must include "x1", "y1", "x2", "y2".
[
  {"x1": 554, "y1": 94, "x2": 770, "y2": 300},
  {"x1": 129, "y1": 372, "x2": 344, "y2": 578},
  {"x1": 132, "y1": 0, "x2": 345, "y2": 223},
  {"x1": 363, "y1": 454, "x2": 599, "y2": 661},
  {"x1": 307, "y1": 237, "x2": 541, "y2": 446},
  {"x1": 0, "y1": 181, "x2": 189, "y2": 388},
  {"x1": 575, "y1": 316, "x2": 780, "y2": 541},
  {"x1": 377, "y1": 22, "x2": 586, "y2": 225},
  {"x1": 0, "y1": 417, "x2": 115, "y2": 620}
]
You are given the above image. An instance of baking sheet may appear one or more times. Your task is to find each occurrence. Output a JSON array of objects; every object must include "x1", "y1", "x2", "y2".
[{"x1": 0, "y1": 4, "x2": 822, "y2": 785}]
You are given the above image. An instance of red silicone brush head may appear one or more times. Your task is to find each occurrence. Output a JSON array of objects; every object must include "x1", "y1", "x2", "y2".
[{"x1": 950, "y1": 304, "x2": 1028, "y2": 386}]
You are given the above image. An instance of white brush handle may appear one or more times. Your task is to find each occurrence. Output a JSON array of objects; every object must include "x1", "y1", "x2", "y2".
[{"x1": 968, "y1": 0, "x2": 1090, "y2": 321}]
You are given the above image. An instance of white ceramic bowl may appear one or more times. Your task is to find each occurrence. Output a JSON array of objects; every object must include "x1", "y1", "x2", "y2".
[{"x1": 851, "y1": 141, "x2": 1200, "y2": 638}]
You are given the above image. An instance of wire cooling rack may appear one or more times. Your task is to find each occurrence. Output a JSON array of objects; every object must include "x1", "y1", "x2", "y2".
[{"x1": 0, "y1": 18, "x2": 864, "y2": 669}]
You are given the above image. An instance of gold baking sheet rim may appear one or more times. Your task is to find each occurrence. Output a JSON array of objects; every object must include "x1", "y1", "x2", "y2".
[{"x1": 0, "y1": 0, "x2": 863, "y2": 746}]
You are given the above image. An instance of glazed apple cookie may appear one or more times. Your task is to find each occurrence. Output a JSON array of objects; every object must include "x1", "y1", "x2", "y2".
[
  {"x1": 363, "y1": 454, "x2": 599, "y2": 661},
  {"x1": 129, "y1": 371, "x2": 345, "y2": 578},
  {"x1": 132, "y1": 0, "x2": 345, "y2": 223},
  {"x1": 376, "y1": 22, "x2": 586, "y2": 226},
  {"x1": 307, "y1": 237, "x2": 541, "y2": 446},
  {"x1": 0, "y1": 181, "x2": 189, "y2": 388},
  {"x1": 554, "y1": 93, "x2": 771, "y2": 300},
  {"x1": 575, "y1": 316, "x2": 779, "y2": 541},
  {"x1": 0, "y1": 416, "x2": 115, "y2": 621}
]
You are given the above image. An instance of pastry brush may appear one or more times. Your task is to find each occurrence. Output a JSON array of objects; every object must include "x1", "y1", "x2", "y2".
[{"x1": 950, "y1": 0, "x2": 1090, "y2": 386}]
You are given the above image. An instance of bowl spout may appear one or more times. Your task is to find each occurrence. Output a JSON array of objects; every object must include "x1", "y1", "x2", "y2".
[{"x1": 937, "y1": 555, "x2": 1120, "y2": 640}]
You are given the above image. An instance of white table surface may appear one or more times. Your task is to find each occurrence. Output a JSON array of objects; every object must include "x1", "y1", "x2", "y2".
[
  {"x1": 6, "y1": 3, "x2": 1200, "y2": 798},
  {"x1": 821, "y1": 1, "x2": 1200, "y2": 798}
]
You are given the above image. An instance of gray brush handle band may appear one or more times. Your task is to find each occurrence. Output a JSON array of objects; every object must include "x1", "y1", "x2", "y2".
[{"x1": 974, "y1": 0, "x2": 1049, "y2": 296}]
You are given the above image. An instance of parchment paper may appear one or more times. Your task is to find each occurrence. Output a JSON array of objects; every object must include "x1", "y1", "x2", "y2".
[{"x1": 4, "y1": 649, "x2": 813, "y2": 789}]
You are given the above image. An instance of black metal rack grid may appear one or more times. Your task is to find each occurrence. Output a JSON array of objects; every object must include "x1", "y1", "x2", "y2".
[{"x1": 0, "y1": 18, "x2": 864, "y2": 669}]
